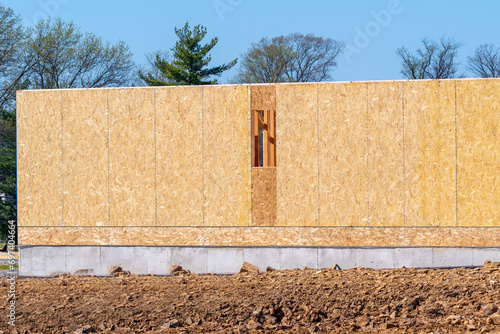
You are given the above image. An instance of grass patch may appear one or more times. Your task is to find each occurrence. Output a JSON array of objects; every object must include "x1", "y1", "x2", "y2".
[
  {"x1": 0, "y1": 264, "x2": 18, "y2": 270},
  {"x1": 0, "y1": 243, "x2": 19, "y2": 250}
]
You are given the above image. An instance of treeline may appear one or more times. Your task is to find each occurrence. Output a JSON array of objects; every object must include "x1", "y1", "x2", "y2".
[
  {"x1": 398, "y1": 37, "x2": 500, "y2": 79},
  {"x1": 1, "y1": 4, "x2": 499, "y2": 108},
  {"x1": 1, "y1": 4, "x2": 500, "y2": 104},
  {"x1": 0, "y1": 9, "x2": 133, "y2": 110},
  {"x1": 1, "y1": 2, "x2": 500, "y2": 238}
]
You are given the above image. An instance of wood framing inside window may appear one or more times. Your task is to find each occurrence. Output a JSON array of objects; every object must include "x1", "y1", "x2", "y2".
[{"x1": 251, "y1": 109, "x2": 276, "y2": 167}]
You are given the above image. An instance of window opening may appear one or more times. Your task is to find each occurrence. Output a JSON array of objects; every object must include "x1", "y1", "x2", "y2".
[{"x1": 251, "y1": 109, "x2": 276, "y2": 167}]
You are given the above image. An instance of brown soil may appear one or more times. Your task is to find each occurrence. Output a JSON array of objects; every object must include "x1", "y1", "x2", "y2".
[{"x1": 1, "y1": 262, "x2": 500, "y2": 333}]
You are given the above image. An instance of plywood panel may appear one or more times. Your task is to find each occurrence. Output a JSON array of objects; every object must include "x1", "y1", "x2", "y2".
[
  {"x1": 156, "y1": 86, "x2": 203, "y2": 226},
  {"x1": 19, "y1": 226, "x2": 500, "y2": 247},
  {"x1": 404, "y1": 227, "x2": 500, "y2": 247},
  {"x1": 251, "y1": 85, "x2": 276, "y2": 110},
  {"x1": 457, "y1": 79, "x2": 500, "y2": 227},
  {"x1": 18, "y1": 227, "x2": 110, "y2": 245},
  {"x1": 109, "y1": 227, "x2": 204, "y2": 246},
  {"x1": 368, "y1": 82, "x2": 404, "y2": 226},
  {"x1": 304, "y1": 227, "x2": 500, "y2": 247},
  {"x1": 108, "y1": 88, "x2": 155, "y2": 226},
  {"x1": 17, "y1": 90, "x2": 62, "y2": 226},
  {"x1": 252, "y1": 168, "x2": 277, "y2": 226},
  {"x1": 302, "y1": 227, "x2": 405, "y2": 247},
  {"x1": 404, "y1": 80, "x2": 456, "y2": 227},
  {"x1": 276, "y1": 84, "x2": 319, "y2": 226},
  {"x1": 318, "y1": 82, "x2": 368, "y2": 226},
  {"x1": 203, "y1": 85, "x2": 251, "y2": 226},
  {"x1": 62, "y1": 89, "x2": 108, "y2": 226},
  {"x1": 203, "y1": 227, "x2": 302, "y2": 246}
]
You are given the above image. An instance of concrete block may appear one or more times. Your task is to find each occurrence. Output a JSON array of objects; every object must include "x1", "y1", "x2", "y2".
[
  {"x1": 433, "y1": 248, "x2": 473, "y2": 268},
  {"x1": 206, "y1": 247, "x2": 244, "y2": 273},
  {"x1": 472, "y1": 248, "x2": 500, "y2": 266},
  {"x1": 394, "y1": 248, "x2": 433, "y2": 268},
  {"x1": 100, "y1": 246, "x2": 147, "y2": 275},
  {"x1": 279, "y1": 248, "x2": 318, "y2": 270},
  {"x1": 20, "y1": 246, "x2": 500, "y2": 276},
  {"x1": 318, "y1": 248, "x2": 356, "y2": 270},
  {"x1": 28, "y1": 246, "x2": 66, "y2": 276},
  {"x1": 19, "y1": 246, "x2": 32, "y2": 276},
  {"x1": 170, "y1": 247, "x2": 207, "y2": 273},
  {"x1": 243, "y1": 247, "x2": 281, "y2": 272},
  {"x1": 140, "y1": 247, "x2": 170, "y2": 274},
  {"x1": 355, "y1": 248, "x2": 395, "y2": 269},
  {"x1": 65, "y1": 246, "x2": 101, "y2": 274}
]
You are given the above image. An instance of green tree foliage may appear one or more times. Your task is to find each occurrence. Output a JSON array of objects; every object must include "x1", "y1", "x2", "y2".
[
  {"x1": 396, "y1": 37, "x2": 462, "y2": 79},
  {"x1": 24, "y1": 18, "x2": 134, "y2": 89},
  {"x1": 0, "y1": 108, "x2": 16, "y2": 239},
  {"x1": 232, "y1": 33, "x2": 345, "y2": 83},
  {"x1": 139, "y1": 22, "x2": 237, "y2": 86},
  {"x1": 135, "y1": 50, "x2": 174, "y2": 86},
  {"x1": 0, "y1": 5, "x2": 30, "y2": 109}
]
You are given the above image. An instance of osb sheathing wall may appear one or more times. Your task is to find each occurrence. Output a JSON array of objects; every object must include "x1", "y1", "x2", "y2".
[
  {"x1": 250, "y1": 85, "x2": 277, "y2": 227},
  {"x1": 203, "y1": 85, "x2": 251, "y2": 227},
  {"x1": 62, "y1": 90, "x2": 109, "y2": 226},
  {"x1": 276, "y1": 84, "x2": 319, "y2": 226},
  {"x1": 17, "y1": 90, "x2": 62, "y2": 226},
  {"x1": 155, "y1": 86, "x2": 203, "y2": 226},
  {"x1": 108, "y1": 89, "x2": 156, "y2": 226},
  {"x1": 404, "y1": 80, "x2": 456, "y2": 227},
  {"x1": 251, "y1": 168, "x2": 277, "y2": 226},
  {"x1": 368, "y1": 82, "x2": 404, "y2": 226},
  {"x1": 457, "y1": 80, "x2": 500, "y2": 227},
  {"x1": 17, "y1": 79, "x2": 500, "y2": 247},
  {"x1": 318, "y1": 82, "x2": 368, "y2": 226}
]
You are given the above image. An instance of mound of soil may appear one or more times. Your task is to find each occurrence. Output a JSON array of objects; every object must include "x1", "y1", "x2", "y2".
[{"x1": 1, "y1": 261, "x2": 500, "y2": 333}]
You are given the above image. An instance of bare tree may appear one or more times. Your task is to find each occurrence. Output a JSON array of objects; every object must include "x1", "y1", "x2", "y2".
[
  {"x1": 287, "y1": 33, "x2": 345, "y2": 82},
  {"x1": 232, "y1": 33, "x2": 345, "y2": 83},
  {"x1": 397, "y1": 37, "x2": 462, "y2": 79},
  {"x1": 231, "y1": 36, "x2": 294, "y2": 83},
  {"x1": 0, "y1": 5, "x2": 30, "y2": 109},
  {"x1": 24, "y1": 18, "x2": 134, "y2": 89},
  {"x1": 467, "y1": 44, "x2": 500, "y2": 78}
]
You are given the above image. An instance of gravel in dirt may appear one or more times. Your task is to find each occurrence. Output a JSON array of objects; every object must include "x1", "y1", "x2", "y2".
[{"x1": 1, "y1": 261, "x2": 500, "y2": 333}]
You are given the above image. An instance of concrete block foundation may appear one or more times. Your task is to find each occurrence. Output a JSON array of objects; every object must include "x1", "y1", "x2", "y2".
[{"x1": 19, "y1": 246, "x2": 500, "y2": 277}]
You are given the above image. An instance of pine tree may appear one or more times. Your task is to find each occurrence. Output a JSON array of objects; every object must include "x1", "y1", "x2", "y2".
[
  {"x1": 140, "y1": 22, "x2": 237, "y2": 86},
  {"x1": 0, "y1": 109, "x2": 16, "y2": 240}
]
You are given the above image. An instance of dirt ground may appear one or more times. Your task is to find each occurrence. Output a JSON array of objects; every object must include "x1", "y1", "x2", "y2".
[{"x1": 1, "y1": 261, "x2": 500, "y2": 334}]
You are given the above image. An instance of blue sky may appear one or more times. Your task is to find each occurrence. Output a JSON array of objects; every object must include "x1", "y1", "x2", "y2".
[{"x1": 4, "y1": 0, "x2": 500, "y2": 83}]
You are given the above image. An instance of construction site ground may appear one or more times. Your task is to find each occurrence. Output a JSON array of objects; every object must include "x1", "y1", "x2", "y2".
[{"x1": 1, "y1": 261, "x2": 500, "y2": 333}]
